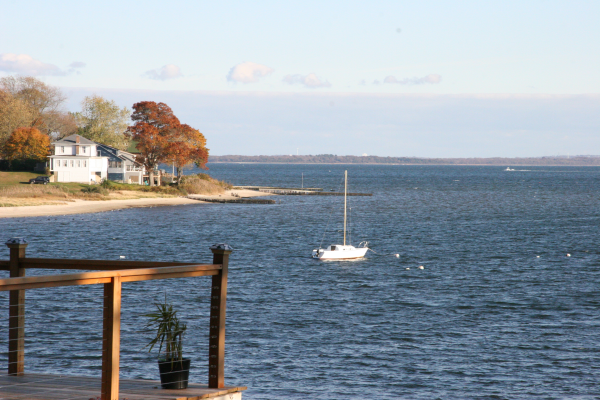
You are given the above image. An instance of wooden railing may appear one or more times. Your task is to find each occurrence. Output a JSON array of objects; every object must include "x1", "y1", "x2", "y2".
[{"x1": 0, "y1": 238, "x2": 233, "y2": 400}]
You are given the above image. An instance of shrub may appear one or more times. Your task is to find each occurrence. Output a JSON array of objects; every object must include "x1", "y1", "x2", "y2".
[
  {"x1": 100, "y1": 179, "x2": 114, "y2": 190},
  {"x1": 180, "y1": 174, "x2": 231, "y2": 195},
  {"x1": 81, "y1": 186, "x2": 108, "y2": 195}
]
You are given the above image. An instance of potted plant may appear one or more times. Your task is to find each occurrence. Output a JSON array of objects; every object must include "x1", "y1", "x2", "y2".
[{"x1": 145, "y1": 295, "x2": 190, "y2": 389}]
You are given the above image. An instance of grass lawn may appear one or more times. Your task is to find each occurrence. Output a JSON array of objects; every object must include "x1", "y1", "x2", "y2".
[
  {"x1": 0, "y1": 171, "x2": 47, "y2": 186},
  {"x1": 0, "y1": 171, "x2": 228, "y2": 207}
]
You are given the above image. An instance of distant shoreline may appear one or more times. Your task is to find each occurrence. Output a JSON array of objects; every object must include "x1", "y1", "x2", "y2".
[
  {"x1": 209, "y1": 161, "x2": 600, "y2": 167},
  {"x1": 208, "y1": 155, "x2": 600, "y2": 167}
]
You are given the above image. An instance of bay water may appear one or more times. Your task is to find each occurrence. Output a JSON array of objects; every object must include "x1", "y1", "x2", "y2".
[{"x1": 1, "y1": 164, "x2": 599, "y2": 399}]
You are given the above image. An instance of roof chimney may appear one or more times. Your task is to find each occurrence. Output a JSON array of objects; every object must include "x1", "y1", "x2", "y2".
[{"x1": 75, "y1": 135, "x2": 80, "y2": 143}]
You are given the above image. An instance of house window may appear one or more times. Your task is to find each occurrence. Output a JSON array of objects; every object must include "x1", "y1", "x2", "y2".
[
  {"x1": 70, "y1": 160, "x2": 74, "y2": 167},
  {"x1": 56, "y1": 160, "x2": 60, "y2": 167},
  {"x1": 83, "y1": 160, "x2": 87, "y2": 167},
  {"x1": 61, "y1": 146, "x2": 65, "y2": 153},
  {"x1": 82, "y1": 147, "x2": 86, "y2": 153},
  {"x1": 77, "y1": 160, "x2": 81, "y2": 167}
]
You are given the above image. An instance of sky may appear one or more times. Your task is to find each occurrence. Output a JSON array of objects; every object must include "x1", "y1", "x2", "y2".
[{"x1": 1, "y1": 0, "x2": 599, "y2": 157}]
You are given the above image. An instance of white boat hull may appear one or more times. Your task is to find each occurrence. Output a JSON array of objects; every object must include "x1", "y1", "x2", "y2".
[{"x1": 312, "y1": 245, "x2": 368, "y2": 260}]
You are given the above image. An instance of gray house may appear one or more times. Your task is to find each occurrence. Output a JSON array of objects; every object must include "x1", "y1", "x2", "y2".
[{"x1": 97, "y1": 143, "x2": 145, "y2": 184}]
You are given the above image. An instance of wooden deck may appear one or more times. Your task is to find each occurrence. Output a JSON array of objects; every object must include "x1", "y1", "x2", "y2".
[
  {"x1": 0, "y1": 373, "x2": 247, "y2": 400},
  {"x1": 1, "y1": 241, "x2": 238, "y2": 399}
]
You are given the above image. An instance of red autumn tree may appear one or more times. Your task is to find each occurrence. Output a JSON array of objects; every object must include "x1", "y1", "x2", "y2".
[
  {"x1": 167, "y1": 124, "x2": 209, "y2": 185},
  {"x1": 3, "y1": 127, "x2": 50, "y2": 167},
  {"x1": 127, "y1": 101, "x2": 180, "y2": 186}
]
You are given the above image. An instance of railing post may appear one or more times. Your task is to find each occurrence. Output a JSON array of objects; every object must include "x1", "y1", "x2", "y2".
[
  {"x1": 6, "y1": 238, "x2": 28, "y2": 376},
  {"x1": 101, "y1": 276, "x2": 121, "y2": 400},
  {"x1": 209, "y1": 244, "x2": 233, "y2": 389}
]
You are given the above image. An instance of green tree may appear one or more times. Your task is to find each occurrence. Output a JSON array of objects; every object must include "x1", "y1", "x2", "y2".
[{"x1": 73, "y1": 95, "x2": 131, "y2": 149}]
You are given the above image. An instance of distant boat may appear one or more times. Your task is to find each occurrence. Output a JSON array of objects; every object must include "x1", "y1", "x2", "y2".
[
  {"x1": 505, "y1": 167, "x2": 515, "y2": 171},
  {"x1": 312, "y1": 171, "x2": 369, "y2": 260}
]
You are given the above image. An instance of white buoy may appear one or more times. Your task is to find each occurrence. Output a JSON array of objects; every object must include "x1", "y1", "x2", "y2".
[
  {"x1": 119, "y1": 255, "x2": 126, "y2": 259},
  {"x1": 536, "y1": 256, "x2": 540, "y2": 258},
  {"x1": 418, "y1": 266, "x2": 424, "y2": 269},
  {"x1": 567, "y1": 253, "x2": 571, "y2": 257},
  {"x1": 406, "y1": 267, "x2": 410, "y2": 270},
  {"x1": 395, "y1": 254, "x2": 400, "y2": 258}
]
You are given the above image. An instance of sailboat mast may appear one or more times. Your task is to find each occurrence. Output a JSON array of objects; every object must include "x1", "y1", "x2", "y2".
[{"x1": 344, "y1": 170, "x2": 347, "y2": 246}]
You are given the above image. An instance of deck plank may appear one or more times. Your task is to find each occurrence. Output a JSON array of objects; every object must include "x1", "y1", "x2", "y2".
[{"x1": 0, "y1": 373, "x2": 246, "y2": 400}]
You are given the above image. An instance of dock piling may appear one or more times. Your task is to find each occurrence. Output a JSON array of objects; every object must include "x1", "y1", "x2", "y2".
[
  {"x1": 209, "y1": 244, "x2": 233, "y2": 389},
  {"x1": 101, "y1": 276, "x2": 122, "y2": 400},
  {"x1": 6, "y1": 238, "x2": 27, "y2": 377}
]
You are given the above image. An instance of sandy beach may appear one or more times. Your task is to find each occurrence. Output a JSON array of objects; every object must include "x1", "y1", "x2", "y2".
[{"x1": 0, "y1": 189, "x2": 272, "y2": 219}]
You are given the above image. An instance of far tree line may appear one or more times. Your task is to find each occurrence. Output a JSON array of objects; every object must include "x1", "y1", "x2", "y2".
[
  {"x1": 209, "y1": 154, "x2": 600, "y2": 166},
  {"x1": 0, "y1": 75, "x2": 208, "y2": 185}
]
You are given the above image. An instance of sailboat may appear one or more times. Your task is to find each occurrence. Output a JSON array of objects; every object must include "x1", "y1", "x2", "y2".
[{"x1": 312, "y1": 170, "x2": 369, "y2": 260}]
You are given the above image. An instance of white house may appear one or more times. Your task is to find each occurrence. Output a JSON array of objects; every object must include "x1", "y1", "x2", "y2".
[{"x1": 49, "y1": 134, "x2": 146, "y2": 184}]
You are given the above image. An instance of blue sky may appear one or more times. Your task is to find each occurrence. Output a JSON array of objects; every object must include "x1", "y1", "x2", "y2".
[{"x1": 1, "y1": 0, "x2": 599, "y2": 156}]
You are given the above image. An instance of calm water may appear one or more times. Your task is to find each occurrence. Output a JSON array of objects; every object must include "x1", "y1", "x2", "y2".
[{"x1": 1, "y1": 164, "x2": 599, "y2": 399}]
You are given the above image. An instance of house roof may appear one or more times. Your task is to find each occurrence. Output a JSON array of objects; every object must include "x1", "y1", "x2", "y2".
[
  {"x1": 51, "y1": 134, "x2": 140, "y2": 165},
  {"x1": 97, "y1": 144, "x2": 140, "y2": 165},
  {"x1": 52, "y1": 134, "x2": 96, "y2": 145}
]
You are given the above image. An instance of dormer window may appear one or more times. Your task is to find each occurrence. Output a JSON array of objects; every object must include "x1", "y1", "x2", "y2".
[
  {"x1": 61, "y1": 146, "x2": 65, "y2": 153},
  {"x1": 82, "y1": 146, "x2": 86, "y2": 153}
]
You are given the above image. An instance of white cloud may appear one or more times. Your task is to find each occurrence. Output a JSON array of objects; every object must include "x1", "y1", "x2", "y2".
[
  {"x1": 283, "y1": 73, "x2": 331, "y2": 88},
  {"x1": 144, "y1": 64, "x2": 183, "y2": 81},
  {"x1": 0, "y1": 53, "x2": 66, "y2": 76},
  {"x1": 383, "y1": 74, "x2": 442, "y2": 85},
  {"x1": 67, "y1": 61, "x2": 86, "y2": 75},
  {"x1": 227, "y1": 62, "x2": 274, "y2": 83}
]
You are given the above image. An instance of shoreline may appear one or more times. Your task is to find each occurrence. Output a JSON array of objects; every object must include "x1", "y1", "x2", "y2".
[
  {"x1": 208, "y1": 162, "x2": 600, "y2": 167},
  {"x1": 0, "y1": 189, "x2": 273, "y2": 219}
]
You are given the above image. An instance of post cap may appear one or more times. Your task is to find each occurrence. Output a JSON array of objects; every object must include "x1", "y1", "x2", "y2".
[
  {"x1": 6, "y1": 237, "x2": 28, "y2": 247},
  {"x1": 210, "y1": 243, "x2": 234, "y2": 253}
]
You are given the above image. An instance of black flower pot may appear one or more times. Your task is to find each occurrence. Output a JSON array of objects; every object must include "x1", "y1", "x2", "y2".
[{"x1": 158, "y1": 358, "x2": 190, "y2": 389}]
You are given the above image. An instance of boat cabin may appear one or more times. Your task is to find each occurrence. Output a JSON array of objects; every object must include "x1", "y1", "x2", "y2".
[{"x1": 328, "y1": 245, "x2": 355, "y2": 251}]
